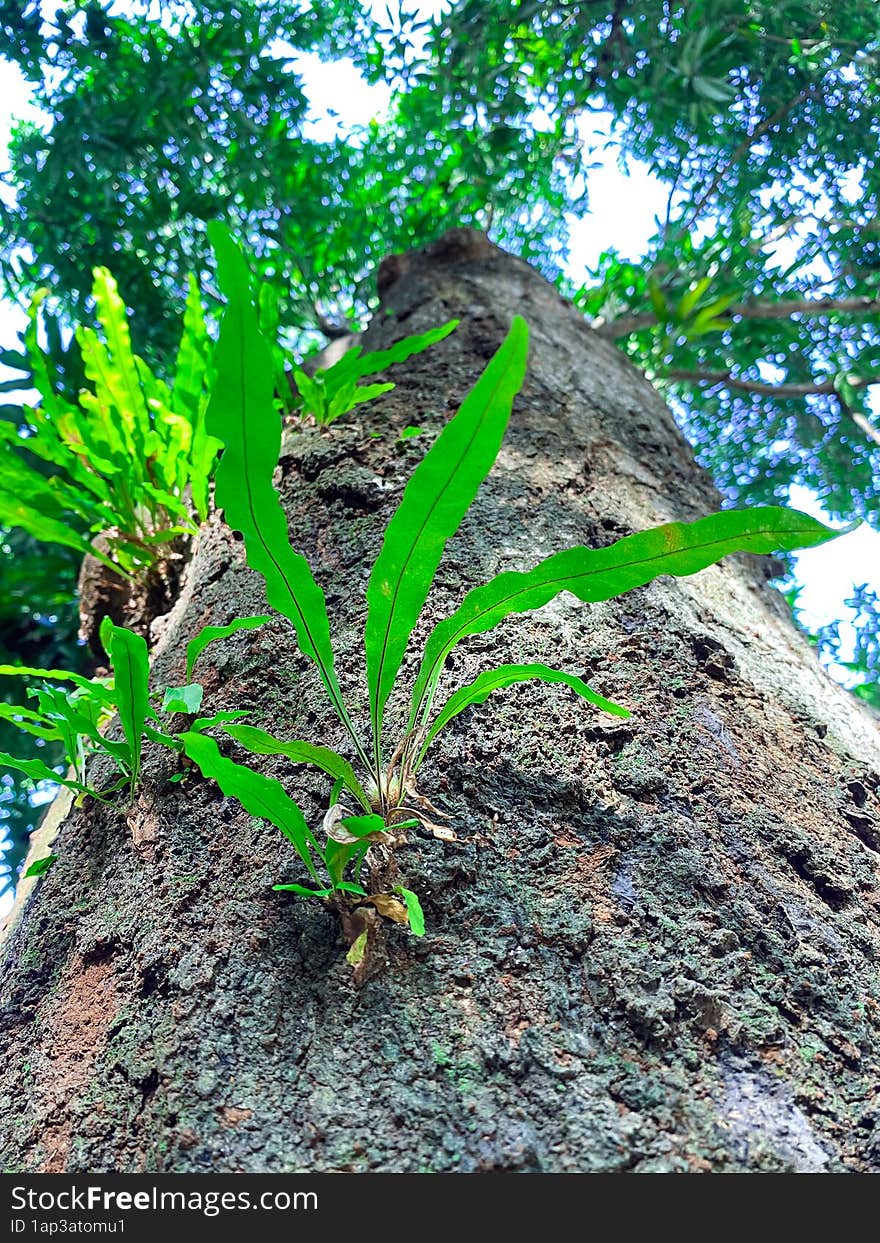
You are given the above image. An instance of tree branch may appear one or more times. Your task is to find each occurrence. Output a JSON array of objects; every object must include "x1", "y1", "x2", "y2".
[
  {"x1": 728, "y1": 295, "x2": 880, "y2": 321},
  {"x1": 662, "y1": 368, "x2": 875, "y2": 399},
  {"x1": 850, "y1": 409, "x2": 880, "y2": 448},
  {"x1": 661, "y1": 368, "x2": 880, "y2": 447},
  {"x1": 595, "y1": 295, "x2": 880, "y2": 339},
  {"x1": 681, "y1": 84, "x2": 817, "y2": 232}
]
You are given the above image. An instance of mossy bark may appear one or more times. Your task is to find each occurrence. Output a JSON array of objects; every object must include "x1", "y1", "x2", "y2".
[{"x1": 2, "y1": 230, "x2": 879, "y2": 1173}]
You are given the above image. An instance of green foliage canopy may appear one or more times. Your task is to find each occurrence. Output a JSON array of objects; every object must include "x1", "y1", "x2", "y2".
[{"x1": 2, "y1": 1, "x2": 877, "y2": 530}]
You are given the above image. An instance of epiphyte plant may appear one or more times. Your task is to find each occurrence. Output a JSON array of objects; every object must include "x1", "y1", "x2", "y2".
[
  {"x1": 0, "y1": 267, "x2": 218, "y2": 578},
  {"x1": 0, "y1": 614, "x2": 265, "y2": 846},
  {"x1": 177, "y1": 223, "x2": 844, "y2": 939},
  {"x1": 289, "y1": 319, "x2": 459, "y2": 426},
  {"x1": 0, "y1": 620, "x2": 177, "y2": 805}
]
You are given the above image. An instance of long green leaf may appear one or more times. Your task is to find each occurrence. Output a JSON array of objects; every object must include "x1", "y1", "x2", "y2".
[
  {"x1": 205, "y1": 223, "x2": 364, "y2": 761},
  {"x1": 0, "y1": 489, "x2": 94, "y2": 560},
  {"x1": 411, "y1": 506, "x2": 845, "y2": 726},
  {"x1": 417, "y1": 663, "x2": 629, "y2": 767},
  {"x1": 24, "y1": 290, "x2": 69, "y2": 421},
  {"x1": 190, "y1": 710, "x2": 251, "y2": 731},
  {"x1": 173, "y1": 274, "x2": 211, "y2": 420},
  {"x1": 0, "y1": 445, "x2": 108, "y2": 560},
  {"x1": 35, "y1": 683, "x2": 132, "y2": 773},
  {"x1": 0, "y1": 418, "x2": 112, "y2": 505},
  {"x1": 33, "y1": 685, "x2": 81, "y2": 772},
  {"x1": 174, "y1": 275, "x2": 218, "y2": 519},
  {"x1": 365, "y1": 316, "x2": 529, "y2": 756},
  {"x1": 185, "y1": 614, "x2": 270, "y2": 681},
  {"x1": 332, "y1": 319, "x2": 459, "y2": 384},
  {"x1": 0, "y1": 664, "x2": 115, "y2": 705},
  {"x1": 221, "y1": 723, "x2": 371, "y2": 811},
  {"x1": 338, "y1": 812, "x2": 386, "y2": 837},
  {"x1": 180, "y1": 731, "x2": 320, "y2": 878},
  {"x1": 296, "y1": 320, "x2": 459, "y2": 425},
  {"x1": 395, "y1": 886, "x2": 425, "y2": 937},
  {"x1": 90, "y1": 267, "x2": 149, "y2": 460},
  {"x1": 0, "y1": 751, "x2": 88, "y2": 794},
  {"x1": 324, "y1": 837, "x2": 370, "y2": 888},
  {"x1": 23, "y1": 854, "x2": 58, "y2": 879},
  {"x1": 0, "y1": 703, "x2": 61, "y2": 741},
  {"x1": 101, "y1": 620, "x2": 150, "y2": 794},
  {"x1": 273, "y1": 882, "x2": 336, "y2": 898}
]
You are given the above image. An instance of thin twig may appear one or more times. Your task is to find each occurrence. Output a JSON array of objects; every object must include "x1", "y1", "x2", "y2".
[
  {"x1": 681, "y1": 84, "x2": 817, "y2": 233},
  {"x1": 662, "y1": 368, "x2": 874, "y2": 398},
  {"x1": 596, "y1": 295, "x2": 880, "y2": 339}
]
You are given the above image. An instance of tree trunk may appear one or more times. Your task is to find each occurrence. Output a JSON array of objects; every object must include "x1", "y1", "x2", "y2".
[{"x1": 2, "y1": 229, "x2": 879, "y2": 1174}]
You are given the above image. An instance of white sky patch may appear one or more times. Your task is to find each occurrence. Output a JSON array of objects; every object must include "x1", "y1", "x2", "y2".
[
  {"x1": 566, "y1": 115, "x2": 674, "y2": 275},
  {"x1": 787, "y1": 484, "x2": 879, "y2": 638},
  {"x1": 275, "y1": 46, "x2": 391, "y2": 141}
]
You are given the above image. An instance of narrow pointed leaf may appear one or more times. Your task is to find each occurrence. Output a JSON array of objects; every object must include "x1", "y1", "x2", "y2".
[
  {"x1": 273, "y1": 883, "x2": 335, "y2": 897},
  {"x1": 221, "y1": 723, "x2": 370, "y2": 811},
  {"x1": 0, "y1": 664, "x2": 115, "y2": 705},
  {"x1": 339, "y1": 812, "x2": 386, "y2": 838},
  {"x1": 23, "y1": 854, "x2": 58, "y2": 879},
  {"x1": 174, "y1": 274, "x2": 211, "y2": 419},
  {"x1": 143, "y1": 724, "x2": 183, "y2": 752},
  {"x1": 0, "y1": 751, "x2": 88, "y2": 793},
  {"x1": 90, "y1": 267, "x2": 149, "y2": 459},
  {"x1": 35, "y1": 683, "x2": 132, "y2": 771},
  {"x1": 298, "y1": 320, "x2": 459, "y2": 424},
  {"x1": 174, "y1": 276, "x2": 218, "y2": 518},
  {"x1": 330, "y1": 320, "x2": 459, "y2": 385},
  {"x1": 206, "y1": 224, "x2": 358, "y2": 750},
  {"x1": 395, "y1": 886, "x2": 425, "y2": 937},
  {"x1": 185, "y1": 614, "x2": 270, "y2": 681},
  {"x1": 365, "y1": 316, "x2": 528, "y2": 745},
  {"x1": 101, "y1": 620, "x2": 150, "y2": 792},
  {"x1": 274, "y1": 880, "x2": 367, "y2": 897},
  {"x1": 181, "y1": 730, "x2": 319, "y2": 877},
  {"x1": 347, "y1": 929, "x2": 369, "y2": 965},
  {"x1": 411, "y1": 507, "x2": 845, "y2": 726},
  {"x1": 324, "y1": 837, "x2": 369, "y2": 888},
  {"x1": 24, "y1": 290, "x2": 68, "y2": 419},
  {"x1": 0, "y1": 703, "x2": 61, "y2": 741},
  {"x1": 417, "y1": 663, "x2": 629, "y2": 766},
  {"x1": 190, "y1": 710, "x2": 251, "y2": 731}
]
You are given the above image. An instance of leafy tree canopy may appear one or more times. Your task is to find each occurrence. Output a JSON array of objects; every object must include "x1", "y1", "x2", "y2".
[{"x1": 3, "y1": 0, "x2": 877, "y2": 523}]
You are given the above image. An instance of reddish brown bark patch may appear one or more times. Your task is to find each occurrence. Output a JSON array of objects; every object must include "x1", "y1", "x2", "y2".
[
  {"x1": 36, "y1": 955, "x2": 119, "y2": 1172},
  {"x1": 218, "y1": 1106, "x2": 253, "y2": 1128}
]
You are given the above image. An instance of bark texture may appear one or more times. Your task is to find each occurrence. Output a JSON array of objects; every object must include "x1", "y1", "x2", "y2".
[{"x1": 2, "y1": 230, "x2": 880, "y2": 1173}]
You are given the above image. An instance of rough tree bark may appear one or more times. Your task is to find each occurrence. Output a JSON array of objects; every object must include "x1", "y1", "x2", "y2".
[{"x1": 1, "y1": 230, "x2": 879, "y2": 1173}]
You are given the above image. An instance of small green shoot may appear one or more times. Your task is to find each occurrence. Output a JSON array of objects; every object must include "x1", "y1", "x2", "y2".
[
  {"x1": 291, "y1": 320, "x2": 458, "y2": 426},
  {"x1": 23, "y1": 854, "x2": 57, "y2": 879},
  {"x1": 185, "y1": 615, "x2": 270, "y2": 682},
  {"x1": 162, "y1": 684, "x2": 205, "y2": 715}
]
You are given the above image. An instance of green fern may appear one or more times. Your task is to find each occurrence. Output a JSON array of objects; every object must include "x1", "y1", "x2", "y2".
[
  {"x1": 178, "y1": 227, "x2": 846, "y2": 923},
  {"x1": 0, "y1": 269, "x2": 220, "y2": 577}
]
